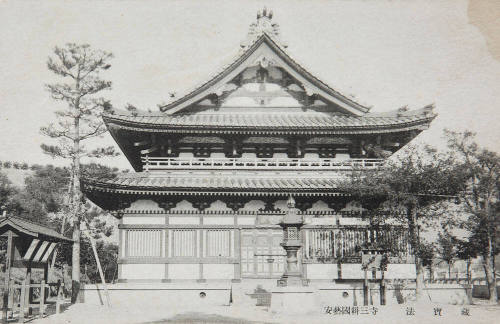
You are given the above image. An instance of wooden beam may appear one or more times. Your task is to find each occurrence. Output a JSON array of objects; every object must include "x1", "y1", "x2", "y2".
[{"x1": 84, "y1": 230, "x2": 111, "y2": 307}]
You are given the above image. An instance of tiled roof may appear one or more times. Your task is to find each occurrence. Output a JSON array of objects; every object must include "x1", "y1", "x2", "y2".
[
  {"x1": 0, "y1": 216, "x2": 73, "y2": 242},
  {"x1": 103, "y1": 110, "x2": 435, "y2": 134},
  {"x1": 158, "y1": 33, "x2": 370, "y2": 115},
  {"x1": 82, "y1": 172, "x2": 344, "y2": 195}
]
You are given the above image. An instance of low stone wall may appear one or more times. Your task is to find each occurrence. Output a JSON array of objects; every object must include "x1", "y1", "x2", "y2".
[
  {"x1": 384, "y1": 282, "x2": 472, "y2": 305},
  {"x1": 80, "y1": 283, "x2": 231, "y2": 308},
  {"x1": 80, "y1": 280, "x2": 474, "y2": 309}
]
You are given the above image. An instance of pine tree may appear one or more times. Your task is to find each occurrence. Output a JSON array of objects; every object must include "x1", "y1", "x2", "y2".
[{"x1": 41, "y1": 43, "x2": 117, "y2": 303}]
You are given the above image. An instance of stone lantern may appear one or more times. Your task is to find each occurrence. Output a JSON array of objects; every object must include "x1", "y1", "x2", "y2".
[{"x1": 277, "y1": 195, "x2": 305, "y2": 287}]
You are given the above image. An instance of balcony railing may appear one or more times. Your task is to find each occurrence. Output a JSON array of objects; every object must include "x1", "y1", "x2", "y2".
[{"x1": 141, "y1": 157, "x2": 384, "y2": 171}]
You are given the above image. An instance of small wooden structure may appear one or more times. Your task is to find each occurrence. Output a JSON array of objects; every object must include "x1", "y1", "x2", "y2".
[
  {"x1": 0, "y1": 214, "x2": 73, "y2": 323},
  {"x1": 361, "y1": 245, "x2": 389, "y2": 306}
]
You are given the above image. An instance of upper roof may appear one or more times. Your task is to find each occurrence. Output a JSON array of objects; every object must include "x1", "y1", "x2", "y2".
[
  {"x1": 98, "y1": 9, "x2": 437, "y2": 172},
  {"x1": 156, "y1": 9, "x2": 370, "y2": 116},
  {"x1": 0, "y1": 216, "x2": 73, "y2": 242}
]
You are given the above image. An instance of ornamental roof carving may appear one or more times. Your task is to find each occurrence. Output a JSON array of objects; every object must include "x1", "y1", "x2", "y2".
[{"x1": 240, "y1": 7, "x2": 286, "y2": 50}]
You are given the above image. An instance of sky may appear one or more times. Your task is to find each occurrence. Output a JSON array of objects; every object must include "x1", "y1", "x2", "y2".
[{"x1": 0, "y1": 0, "x2": 498, "y2": 170}]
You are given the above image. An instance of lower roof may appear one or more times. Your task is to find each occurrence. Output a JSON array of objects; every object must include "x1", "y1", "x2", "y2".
[{"x1": 82, "y1": 171, "x2": 346, "y2": 197}]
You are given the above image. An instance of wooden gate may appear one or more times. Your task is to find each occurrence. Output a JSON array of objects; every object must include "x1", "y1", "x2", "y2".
[{"x1": 241, "y1": 229, "x2": 285, "y2": 278}]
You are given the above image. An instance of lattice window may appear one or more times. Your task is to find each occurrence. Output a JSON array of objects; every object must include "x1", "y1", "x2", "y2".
[
  {"x1": 127, "y1": 230, "x2": 161, "y2": 257},
  {"x1": 287, "y1": 227, "x2": 298, "y2": 240},
  {"x1": 206, "y1": 230, "x2": 231, "y2": 257},
  {"x1": 172, "y1": 230, "x2": 196, "y2": 257},
  {"x1": 305, "y1": 229, "x2": 368, "y2": 260},
  {"x1": 306, "y1": 230, "x2": 335, "y2": 260}
]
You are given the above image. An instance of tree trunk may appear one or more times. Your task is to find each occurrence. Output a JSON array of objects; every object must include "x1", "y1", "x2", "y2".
[
  {"x1": 484, "y1": 242, "x2": 498, "y2": 303},
  {"x1": 407, "y1": 205, "x2": 425, "y2": 301},
  {"x1": 448, "y1": 263, "x2": 451, "y2": 279},
  {"x1": 70, "y1": 115, "x2": 81, "y2": 304},
  {"x1": 483, "y1": 200, "x2": 498, "y2": 303},
  {"x1": 466, "y1": 259, "x2": 470, "y2": 284}
]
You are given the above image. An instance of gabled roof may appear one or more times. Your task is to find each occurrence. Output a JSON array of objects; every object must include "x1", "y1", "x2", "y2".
[
  {"x1": 0, "y1": 216, "x2": 73, "y2": 242},
  {"x1": 158, "y1": 32, "x2": 370, "y2": 116}
]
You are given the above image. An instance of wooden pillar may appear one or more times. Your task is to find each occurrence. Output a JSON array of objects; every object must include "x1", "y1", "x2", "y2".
[
  {"x1": 197, "y1": 230, "x2": 205, "y2": 283},
  {"x1": 363, "y1": 270, "x2": 369, "y2": 306},
  {"x1": 380, "y1": 275, "x2": 386, "y2": 305},
  {"x1": 43, "y1": 263, "x2": 49, "y2": 305},
  {"x1": 233, "y1": 229, "x2": 241, "y2": 282},
  {"x1": 39, "y1": 280, "x2": 45, "y2": 318},
  {"x1": 25, "y1": 265, "x2": 32, "y2": 316},
  {"x1": 3, "y1": 231, "x2": 13, "y2": 324},
  {"x1": 19, "y1": 278, "x2": 27, "y2": 322},
  {"x1": 55, "y1": 280, "x2": 63, "y2": 314}
]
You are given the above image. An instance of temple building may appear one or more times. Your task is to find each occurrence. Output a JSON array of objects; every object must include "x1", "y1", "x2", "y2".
[{"x1": 82, "y1": 9, "x2": 435, "y2": 284}]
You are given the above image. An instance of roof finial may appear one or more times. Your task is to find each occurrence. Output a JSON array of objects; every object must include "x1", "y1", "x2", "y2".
[
  {"x1": 258, "y1": 7, "x2": 273, "y2": 20},
  {"x1": 241, "y1": 8, "x2": 286, "y2": 50}
]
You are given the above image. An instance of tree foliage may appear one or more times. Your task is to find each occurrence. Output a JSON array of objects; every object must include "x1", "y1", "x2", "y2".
[
  {"x1": 338, "y1": 144, "x2": 464, "y2": 300},
  {"x1": 435, "y1": 230, "x2": 456, "y2": 278},
  {"x1": 41, "y1": 43, "x2": 117, "y2": 160},
  {"x1": 0, "y1": 163, "x2": 119, "y2": 285},
  {"x1": 444, "y1": 130, "x2": 499, "y2": 302}
]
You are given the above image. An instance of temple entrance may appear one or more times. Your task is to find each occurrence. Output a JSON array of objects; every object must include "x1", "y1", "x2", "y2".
[{"x1": 240, "y1": 229, "x2": 285, "y2": 278}]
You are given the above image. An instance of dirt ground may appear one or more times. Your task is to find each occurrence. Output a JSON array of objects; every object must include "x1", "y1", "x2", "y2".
[{"x1": 27, "y1": 299, "x2": 500, "y2": 324}]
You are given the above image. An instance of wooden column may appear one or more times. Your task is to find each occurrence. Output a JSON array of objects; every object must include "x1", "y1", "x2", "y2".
[
  {"x1": 3, "y1": 231, "x2": 13, "y2": 324},
  {"x1": 19, "y1": 278, "x2": 27, "y2": 322},
  {"x1": 233, "y1": 229, "x2": 241, "y2": 282},
  {"x1": 39, "y1": 280, "x2": 46, "y2": 318},
  {"x1": 25, "y1": 266, "x2": 32, "y2": 316},
  {"x1": 197, "y1": 230, "x2": 205, "y2": 282}
]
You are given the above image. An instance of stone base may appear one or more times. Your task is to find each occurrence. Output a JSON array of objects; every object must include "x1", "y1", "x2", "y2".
[
  {"x1": 277, "y1": 277, "x2": 309, "y2": 287},
  {"x1": 277, "y1": 271, "x2": 307, "y2": 287},
  {"x1": 270, "y1": 287, "x2": 317, "y2": 314}
]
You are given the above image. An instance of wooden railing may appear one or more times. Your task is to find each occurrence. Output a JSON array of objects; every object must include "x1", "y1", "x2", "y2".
[
  {"x1": 141, "y1": 157, "x2": 384, "y2": 171},
  {"x1": 2, "y1": 279, "x2": 66, "y2": 322}
]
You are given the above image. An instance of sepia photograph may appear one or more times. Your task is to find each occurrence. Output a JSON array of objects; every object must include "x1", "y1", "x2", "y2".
[{"x1": 0, "y1": 0, "x2": 499, "y2": 323}]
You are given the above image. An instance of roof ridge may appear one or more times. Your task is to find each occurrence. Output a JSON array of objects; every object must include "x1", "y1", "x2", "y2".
[{"x1": 1, "y1": 215, "x2": 54, "y2": 229}]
